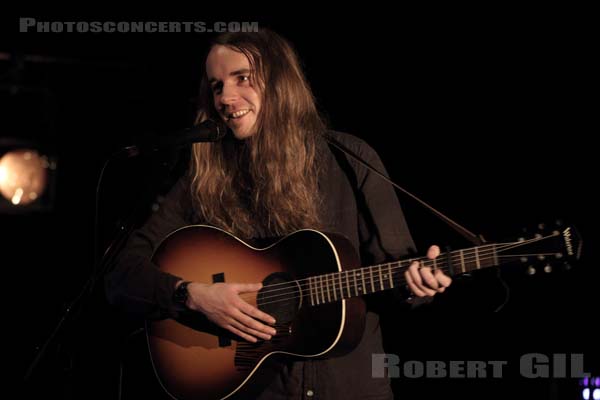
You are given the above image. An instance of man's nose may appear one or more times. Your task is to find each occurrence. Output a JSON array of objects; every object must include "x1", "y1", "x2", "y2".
[{"x1": 220, "y1": 84, "x2": 239, "y2": 105}]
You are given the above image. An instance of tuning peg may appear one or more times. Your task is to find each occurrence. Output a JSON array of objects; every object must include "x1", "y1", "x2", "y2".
[
  {"x1": 527, "y1": 266, "x2": 536, "y2": 275},
  {"x1": 543, "y1": 265, "x2": 553, "y2": 273}
]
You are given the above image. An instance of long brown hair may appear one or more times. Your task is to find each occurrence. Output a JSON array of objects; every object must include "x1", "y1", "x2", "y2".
[{"x1": 191, "y1": 29, "x2": 326, "y2": 238}]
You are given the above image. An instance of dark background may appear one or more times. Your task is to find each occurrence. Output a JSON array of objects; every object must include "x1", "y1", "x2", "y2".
[{"x1": 2, "y1": 9, "x2": 597, "y2": 400}]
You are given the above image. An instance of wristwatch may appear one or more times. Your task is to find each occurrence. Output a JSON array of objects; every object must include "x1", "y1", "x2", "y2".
[{"x1": 173, "y1": 281, "x2": 191, "y2": 308}]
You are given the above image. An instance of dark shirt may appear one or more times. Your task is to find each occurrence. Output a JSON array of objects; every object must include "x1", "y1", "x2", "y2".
[{"x1": 106, "y1": 131, "x2": 417, "y2": 399}]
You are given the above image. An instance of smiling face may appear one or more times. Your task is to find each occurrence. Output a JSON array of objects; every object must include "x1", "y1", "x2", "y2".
[{"x1": 205, "y1": 45, "x2": 262, "y2": 140}]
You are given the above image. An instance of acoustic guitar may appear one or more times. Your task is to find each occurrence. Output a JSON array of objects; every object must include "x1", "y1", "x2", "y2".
[{"x1": 146, "y1": 223, "x2": 581, "y2": 399}]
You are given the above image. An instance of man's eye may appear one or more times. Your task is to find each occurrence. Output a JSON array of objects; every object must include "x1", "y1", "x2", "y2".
[{"x1": 239, "y1": 76, "x2": 250, "y2": 83}]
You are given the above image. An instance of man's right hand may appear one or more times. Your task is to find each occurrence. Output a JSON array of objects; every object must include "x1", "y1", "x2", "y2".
[{"x1": 185, "y1": 282, "x2": 277, "y2": 343}]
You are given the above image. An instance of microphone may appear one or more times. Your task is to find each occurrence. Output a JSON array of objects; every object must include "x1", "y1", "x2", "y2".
[
  {"x1": 115, "y1": 119, "x2": 228, "y2": 159},
  {"x1": 156, "y1": 119, "x2": 228, "y2": 147}
]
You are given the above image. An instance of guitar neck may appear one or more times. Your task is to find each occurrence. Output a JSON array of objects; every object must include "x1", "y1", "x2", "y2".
[
  {"x1": 305, "y1": 243, "x2": 505, "y2": 306},
  {"x1": 288, "y1": 225, "x2": 576, "y2": 307}
]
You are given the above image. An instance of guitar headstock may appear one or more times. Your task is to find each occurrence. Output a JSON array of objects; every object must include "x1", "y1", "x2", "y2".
[{"x1": 511, "y1": 220, "x2": 582, "y2": 276}]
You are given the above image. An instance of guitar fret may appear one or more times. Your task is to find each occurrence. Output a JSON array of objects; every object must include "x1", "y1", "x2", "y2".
[
  {"x1": 475, "y1": 247, "x2": 481, "y2": 269},
  {"x1": 361, "y1": 270, "x2": 367, "y2": 294},
  {"x1": 332, "y1": 273, "x2": 337, "y2": 301},
  {"x1": 492, "y1": 244, "x2": 499, "y2": 266},
  {"x1": 369, "y1": 266, "x2": 375, "y2": 293},
  {"x1": 308, "y1": 276, "x2": 314, "y2": 306},
  {"x1": 459, "y1": 249, "x2": 465, "y2": 273},
  {"x1": 319, "y1": 276, "x2": 324, "y2": 303},
  {"x1": 378, "y1": 265, "x2": 384, "y2": 290},
  {"x1": 321, "y1": 274, "x2": 326, "y2": 303},
  {"x1": 317, "y1": 276, "x2": 322, "y2": 305},
  {"x1": 388, "y1": 263, "x2": 394, "y2": 288},
  {"x1": 325, "y1": 274, "x2": 331, "y2": 303},
  {"x1": 311, "y1": 276, "x2": 318, "y2": 305},
  {"x1": 433, "y1": 258, "x2": 438, "y2": 271},
  {"x1": 353, "y1": 270, "x2": 359, "y2": 296},
  {"x1": 339, "y1": 271, "x2": 344, "y2": 299},
  {"x1": 345, "y1": 271, "x2": 351, "y2": 298}
]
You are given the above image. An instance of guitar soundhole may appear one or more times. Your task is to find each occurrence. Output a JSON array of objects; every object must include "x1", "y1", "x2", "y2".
[{"x1": 257, "y1": 272, "x2": 301, "y2": 324}]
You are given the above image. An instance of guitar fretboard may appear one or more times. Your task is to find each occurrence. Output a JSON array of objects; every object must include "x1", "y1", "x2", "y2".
[{"x1": 306, "y1": 244, "x2": 500, "y2": 305}]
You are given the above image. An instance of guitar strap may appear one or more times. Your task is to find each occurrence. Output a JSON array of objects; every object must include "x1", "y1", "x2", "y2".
[
  {"x1": 326, "y1": 138, "x2": 417, "y2": 307},
  {"x1": 325, "y1": 138, "x2": 399, "y2": 265}
]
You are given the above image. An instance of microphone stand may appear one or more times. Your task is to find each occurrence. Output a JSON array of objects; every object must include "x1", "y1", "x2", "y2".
[
  {"x1": 22, "y1": 141, "x2": 187, "y2": 396},
  {"x1": 23, "y1": 121, "x2": 227, "y2": 389}
]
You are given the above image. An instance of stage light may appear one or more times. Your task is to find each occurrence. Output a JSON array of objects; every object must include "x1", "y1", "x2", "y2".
[
  {"x1": 0, "y1": 139, "x2": 56, "y2": 213},
  {"x1": 1, "y1": 54, "x2": 58, "y2": 213},
  {"x1": 0, "y1": 148, "x2": 51, "y2": 205}
]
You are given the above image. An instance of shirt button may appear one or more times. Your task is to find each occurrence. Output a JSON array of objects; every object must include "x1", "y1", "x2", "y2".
[{"x1": 306, "y1": 389, "x2": 314, "y2": 397}]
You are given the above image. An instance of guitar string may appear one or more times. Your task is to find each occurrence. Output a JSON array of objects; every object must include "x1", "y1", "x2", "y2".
[
  {"x1": 238, "y1": 243, "x2": 502, "y2": 301},
  {"x1": 247, "y1": 248, "x2": 483, "y2": 303},
  {"x1": 242, "y1": 233, "x2": 556, "y2": 297},
  {"x1": 250, "y1": 253, "x2": 551, "y2": 307},
  {"x1": 245, "y1": 251, "x2": 561, "y2": 306},
  {"x1": 241, "y1": 243, "x2": 555, "y2": 305},
  {"x1": 245, "y1": 250, "x2": 562, "y2": 305},
  {"x1": 239, "y1": 232, "x2": 559, "y2": 302}
]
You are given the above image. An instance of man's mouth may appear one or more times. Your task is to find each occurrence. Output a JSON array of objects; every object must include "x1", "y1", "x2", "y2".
[{"x1": 225, "y1": 109, "x2": 250, "y2": 121}]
